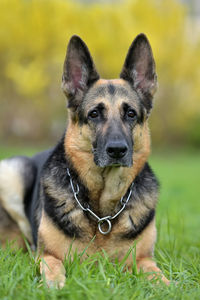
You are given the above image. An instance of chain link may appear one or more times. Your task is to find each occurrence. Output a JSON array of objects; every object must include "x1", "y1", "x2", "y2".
[{"x1": 67, "y1": 168, "x2": 134, "y2": 235}]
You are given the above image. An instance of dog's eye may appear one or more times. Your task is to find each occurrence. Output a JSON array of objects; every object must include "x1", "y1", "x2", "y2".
[
  {"x1": 89, "y1": 110, "x2": 99, "y2": 119},
  {"x1": 127, "y1": 109, "x2": 136, "y2": 119}
]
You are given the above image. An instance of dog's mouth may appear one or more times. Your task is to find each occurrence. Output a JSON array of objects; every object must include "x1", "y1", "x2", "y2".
[
  {"x1": 108, "y1": 163, "x2": 122, "y2": 167},
  {"x1": 93, "y1": 151, "x2": 133, "y2": 168},
  {"x1": 105, "y1": 160, "x2": 133, "y2": 168}
]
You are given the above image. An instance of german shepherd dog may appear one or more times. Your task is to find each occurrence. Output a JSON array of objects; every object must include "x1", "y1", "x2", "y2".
[{"x1": 0, "y1": 34, "x2": 169, "y2": 287}]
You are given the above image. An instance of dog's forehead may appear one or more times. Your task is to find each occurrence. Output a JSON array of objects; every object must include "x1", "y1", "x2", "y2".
[{"x1": 83, "y1": 79, "x2": 140, "y2": 111}]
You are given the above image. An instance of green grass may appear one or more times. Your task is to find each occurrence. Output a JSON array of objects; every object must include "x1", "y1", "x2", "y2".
[{"x1": 0, "y1": 146, "x2": 200, "y2": 299}]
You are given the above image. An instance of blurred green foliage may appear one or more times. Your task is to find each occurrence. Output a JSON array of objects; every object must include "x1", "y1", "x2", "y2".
[{"x1": 0, "y1": 0, "x2": 200, "y2": 147}]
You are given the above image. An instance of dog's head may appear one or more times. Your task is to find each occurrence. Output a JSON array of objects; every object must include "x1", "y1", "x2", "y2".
[{"x1": 62, "y1": 34, "x2": 157, "y2": 168}]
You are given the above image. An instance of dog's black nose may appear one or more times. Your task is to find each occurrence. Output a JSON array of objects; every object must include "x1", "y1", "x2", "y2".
[{"x1": 106, "y1": 142, "x2": 128, "y2": 159}]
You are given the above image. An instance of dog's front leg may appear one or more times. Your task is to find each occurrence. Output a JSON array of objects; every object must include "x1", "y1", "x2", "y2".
[
  {"x1": 37, "y1": 211, "x2": 67, "y2": 288},
  {"x1": 137, "y1": 257, "x2": 170, "y2": 285},
  {"x1": 40, "y1": 253, "x2": 66, "y2": 288}
]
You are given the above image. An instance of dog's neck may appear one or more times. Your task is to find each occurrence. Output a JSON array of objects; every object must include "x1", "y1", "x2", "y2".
[{"x1": 64, "y1": 121, "x2": 150, "y2": 216}]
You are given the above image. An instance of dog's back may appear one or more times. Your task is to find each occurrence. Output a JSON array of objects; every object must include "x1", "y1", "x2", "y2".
[{"x1": 0, "y1": 149, "x2": 53, "y2": 246}]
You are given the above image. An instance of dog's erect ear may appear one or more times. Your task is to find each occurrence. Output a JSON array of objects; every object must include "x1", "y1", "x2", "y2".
[
  {"x1": 120, "y1": 34, "x2": 157, "y2": 112},
  {"x1": 62, "y1": 35, "x2": 100, "y2": 110}
]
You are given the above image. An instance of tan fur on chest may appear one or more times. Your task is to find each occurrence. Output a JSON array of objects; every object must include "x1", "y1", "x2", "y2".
[{"x1": 38, "y1": 207, "x2": 156, "y2": 267}]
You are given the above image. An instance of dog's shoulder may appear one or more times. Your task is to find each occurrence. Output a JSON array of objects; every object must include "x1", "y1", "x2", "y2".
[
  {"x1": 134, "y1": 162, "x2": 159, "y2": 196},
  {"x1": 39, "y1": 137, "x2": 90, "y2": 238},
  {"x1": 109, "y1": 162, "x2": 158, "y2": 240},
  {"x1": 41, "y1": 136, "x2": 86, "y2": 191}
]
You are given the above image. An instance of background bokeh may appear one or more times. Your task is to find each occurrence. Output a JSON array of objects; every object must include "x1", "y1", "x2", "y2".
[
  {"x1": 0, "y1": 0, "x2": 200, "y2": 148},
  {"x1": 0, "y1": 2, "x2": 200, "y2": 296}
]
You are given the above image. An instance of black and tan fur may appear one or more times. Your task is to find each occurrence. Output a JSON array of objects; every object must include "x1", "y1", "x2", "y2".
[{"x1": 0, "y1": 34, "x2": 169, "y2": 287}]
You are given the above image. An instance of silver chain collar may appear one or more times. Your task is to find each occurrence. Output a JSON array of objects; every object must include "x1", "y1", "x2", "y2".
[{"x1": 67, "y1": 168, "x2": 134, "y2": 235}]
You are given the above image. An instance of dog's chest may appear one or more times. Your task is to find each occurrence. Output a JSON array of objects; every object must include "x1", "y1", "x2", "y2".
[
  {"x1": 38, "y1": 207, "x2": 156, "y2": 270},
  {"x1": 38, "y1": 209, "x2": 134, "y2": 258}
]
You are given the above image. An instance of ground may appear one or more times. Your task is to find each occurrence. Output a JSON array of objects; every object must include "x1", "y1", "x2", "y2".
[{"x1": 0, "y1": 146, "x2": 199, "y2": 299}]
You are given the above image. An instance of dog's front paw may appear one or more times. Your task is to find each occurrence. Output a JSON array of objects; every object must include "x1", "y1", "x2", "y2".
[
  {"x1": 39, "y1": 254, "x2": 66, "y2": 289},
  {"x1": 45, "y1": 274, "x2": 66, "y2": 289},
  {"x1": 161, "y1": 275, "x2": 170, "y2": 286},
  {"x1": 137, "y1": 257, "x2": 170, "y2": 285}
]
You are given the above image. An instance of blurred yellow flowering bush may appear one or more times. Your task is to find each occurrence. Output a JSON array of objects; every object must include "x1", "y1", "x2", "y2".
[{"x1": 0, "y1": 0, "x2": 200, "y2": 146}]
